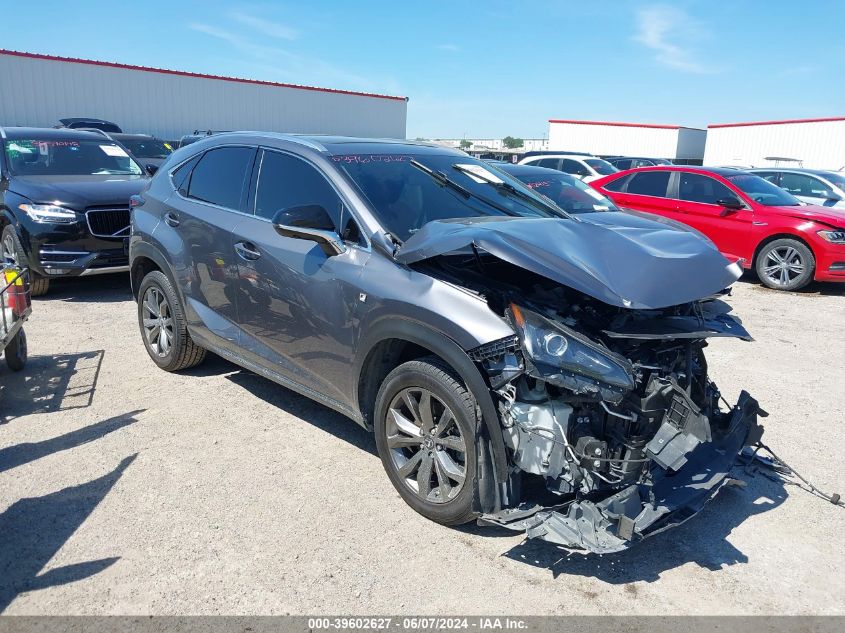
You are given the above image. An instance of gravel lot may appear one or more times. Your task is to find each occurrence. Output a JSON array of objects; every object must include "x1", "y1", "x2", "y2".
[{"x1": 1, "y1": 274, "x2": 843, "y2": 615}]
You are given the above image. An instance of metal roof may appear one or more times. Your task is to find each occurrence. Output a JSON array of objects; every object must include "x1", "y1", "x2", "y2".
[{"x1": 0, "y1": 49, "x2": 407, "y2": 102}]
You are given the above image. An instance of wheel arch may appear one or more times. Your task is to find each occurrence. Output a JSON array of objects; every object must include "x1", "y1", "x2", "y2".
[
  {"x1": 353, "y1": 317, "x2": 510, "y2": 503},
  {"x1": 752, "y1": 232, "x2": 816, "y2": 267},
  {"x1": 130, "y1": 241, "x2": 173, "y2": 300}
]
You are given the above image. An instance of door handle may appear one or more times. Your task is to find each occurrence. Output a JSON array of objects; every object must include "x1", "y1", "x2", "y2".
[
  {"x1": 163, "y1": 212, "x2": 180, "y2": 227},
  {"x1": 234, "y1": 241, "x2": 261, "y2": 261}
]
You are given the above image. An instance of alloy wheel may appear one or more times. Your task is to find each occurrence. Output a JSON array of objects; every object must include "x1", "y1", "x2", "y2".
[
  {"x1": 141, "y1": 286, "x2": 174, "y2": 357},
  {"x1": 386, "y1": 387, "x2": 467, "y2": 504},
  {"x1": 761, "y1": 246, "x2": 805, "y2": 287}
]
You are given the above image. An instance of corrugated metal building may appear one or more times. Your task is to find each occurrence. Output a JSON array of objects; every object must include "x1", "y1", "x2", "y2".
[
  {"x1": 703, "y1": 117, "x2": 845, "y2": 170},
  {"x1": 0, "y1": 49, "x2": 408, "y2": 139},
  {"x1": 547, "y1": 119, "x2": 707, "y2": 162}
]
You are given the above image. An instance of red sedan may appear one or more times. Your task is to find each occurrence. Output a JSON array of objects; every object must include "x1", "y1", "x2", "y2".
[{"x1": 591, "y1": 166, "x2": 845, "y2": 291}]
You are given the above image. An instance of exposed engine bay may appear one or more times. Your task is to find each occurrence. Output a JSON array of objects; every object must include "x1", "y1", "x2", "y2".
[{"x1": 420, "y1": 253, "x2": 766, "y2": 554}]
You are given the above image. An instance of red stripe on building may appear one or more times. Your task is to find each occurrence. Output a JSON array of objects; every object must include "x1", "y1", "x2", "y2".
[
  {"x1": 708, "y1": 116, "x2": 845, "y2": 129},
  {"x1": 0, "y1": 49, "x2": 407, "y2": 102},
  {"x1": 548, "y1": 119, "x2": 686, "y2": 130}
]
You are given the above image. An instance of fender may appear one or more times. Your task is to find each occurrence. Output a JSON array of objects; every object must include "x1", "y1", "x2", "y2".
[
  {"x1": 353, "y1": 316, "x2": 510, "y2": 489},
  {"x1": 129, "y1": 238, "x2": 179, "y2": 299}
]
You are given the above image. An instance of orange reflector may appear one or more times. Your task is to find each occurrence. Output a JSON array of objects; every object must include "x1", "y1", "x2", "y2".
[{"x1": 509, "y1": 303, "x2": 525, "y2": 328}]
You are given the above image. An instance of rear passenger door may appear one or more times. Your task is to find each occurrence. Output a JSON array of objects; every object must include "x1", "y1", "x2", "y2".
[
  {"x1": 675, "y1": 172, "x2": 752, "y2": 261},
  {"x1": 610, "y1": 170, "x2": 676, "y2": 218},
  {"x1": 230, "y1": 148, "x2": 369, "y2": 409},
  {"x1": 163, "y1": 145, "x2": 256, "y2": 345}
]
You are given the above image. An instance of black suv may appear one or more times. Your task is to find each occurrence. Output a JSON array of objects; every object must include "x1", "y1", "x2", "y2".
[
  {"x1": 130, "y1": 133, "x2": 765, "y2": 553},
  {"x1": 0, "y1": 127, "x2": 148, "y2": 295}
]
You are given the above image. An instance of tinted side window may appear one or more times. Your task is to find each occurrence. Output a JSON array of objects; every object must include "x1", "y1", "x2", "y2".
[
  {"x1": 614, "y1": 159, "x2": 632, "y2": 170},
  {"x1": 626, "y1": 171, "x2": 671, "y2": 197},
  {"x1": 187, "y1": 146, "x2": 255, "y2": 210},
  {"x1": 678, "y1": 173, "x2": 735, "y2": 205},
  {"x1": 603, "y1": 174, "x2": 630, "y2": 192},
  {"x1": 171, "y1": 154, "x2": 201, "y2": 195},
  {"x1": 561, "y1": 159, "x2": 588, "y2": 176},
  {"x1": 536, "y1": 158, "x2": 560, "y2": 170},
  {"x1": 780, "y1": 173, "x2": 833, "y2": 198},
  {"x1": 754, "y1": 171, "x2": 779, "y2": 184},
  {"x1": 254, "y1": 150, "x2": 344, "y2": 229}
]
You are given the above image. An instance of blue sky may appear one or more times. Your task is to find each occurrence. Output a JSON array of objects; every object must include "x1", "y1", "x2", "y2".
[{"x1": 3, "y1": 0, "x2": 844, "y2": 138}]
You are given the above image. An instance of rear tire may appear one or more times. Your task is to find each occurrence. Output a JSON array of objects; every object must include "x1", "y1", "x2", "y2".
[
  {"x1": 5, "y1": 327, "x2": 27, "y2": 371},
  {"x1": 374, "y1": 356, "x2": 478, "y2": 526},
  {"x1": 755, "y1": 238, "x2": 815, "y2": 291},
  {"x1": 137, "y1": 270, "x2": 206, "y2": 371}
]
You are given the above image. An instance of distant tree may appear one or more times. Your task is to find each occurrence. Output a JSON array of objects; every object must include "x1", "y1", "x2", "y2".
[
  {"x1": 502, "y1": 136, "x2": 524, "y2": 149},
  {"x1": 459, "y1": 139, "x2": 472, "y2": 149},
  {"x1": 415, "y1": 137, "x2": 428, "y2": 141}
]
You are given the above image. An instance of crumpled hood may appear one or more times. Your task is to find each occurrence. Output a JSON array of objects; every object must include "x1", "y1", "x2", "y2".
[
  {"x1": 9, "y1": 175, "x2": 149, "y2": 210},
  {"x1": 396, "y1": 215, "x2": 741, "y2": 309}
]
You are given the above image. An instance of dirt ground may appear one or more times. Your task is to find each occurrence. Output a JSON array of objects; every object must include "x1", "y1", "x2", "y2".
[{"x1": 1, "y1": 274, "x2": 843, "y2": 615}]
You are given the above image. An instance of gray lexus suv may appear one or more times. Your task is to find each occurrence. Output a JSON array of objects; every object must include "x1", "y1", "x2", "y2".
[{"x1": 129, "y1": 133, "x2": 765, "y2": 553}]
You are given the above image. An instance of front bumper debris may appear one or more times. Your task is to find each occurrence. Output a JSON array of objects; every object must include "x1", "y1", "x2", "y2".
[{"x1": 482, "y1": 391, "x2": 765, "y2": 554}]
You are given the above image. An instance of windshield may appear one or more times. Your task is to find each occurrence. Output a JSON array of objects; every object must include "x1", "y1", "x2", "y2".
[
  {"x1": 334, "y1": 153, "x2": 569, "y2": 241},
  {"x1": 727, "y1": 173, "x2": 801, "y2": 206},
  {"x1": 4, "y1": 139, "x2": 143, "y2": 176},
  {"x1": 514, "y1": 172, "x2": 619, "y2": 214},
  {"x1": 119, "y1": 138, "x2": 173, "y2": 159},
  {"x1": 584, "y1": 159, "x2": 619, "y2": 175}
]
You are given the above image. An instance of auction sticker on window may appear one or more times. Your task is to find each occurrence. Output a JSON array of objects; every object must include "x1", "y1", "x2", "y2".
[
  {"x1": 455, "y1": 163, "x2": 503, "y2": 184},
  {"x1": 100, "y1": 144, "x2": 129, "y2": 157}
]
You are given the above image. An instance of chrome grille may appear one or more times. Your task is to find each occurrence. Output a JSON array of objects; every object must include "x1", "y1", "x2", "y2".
[{"x1": 86, "y1": 207, "x2": 131, "y2": 238}]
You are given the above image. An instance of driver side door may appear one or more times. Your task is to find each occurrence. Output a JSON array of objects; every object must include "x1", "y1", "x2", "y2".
[{"x1": 230, "y1": 148, "x2": 369, "y2": 409}]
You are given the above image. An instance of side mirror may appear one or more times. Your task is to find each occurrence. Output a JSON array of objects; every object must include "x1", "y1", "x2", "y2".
[
  {"x1": 272, "y1": 204, "x2": 346, "y2": 257},
  {"x1": 145, "y1": 163, "x2": 158, "y2": 176},
  {"x1": 825, "y1": 192, "x2": 842, "y2": 202},
  {"x1": 717, "y1": 196, "x2": 744, "y2": 213}
]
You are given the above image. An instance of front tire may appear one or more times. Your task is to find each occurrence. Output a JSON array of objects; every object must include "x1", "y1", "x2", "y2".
[
  {"x1": 755, "y1": 238, "x2": 815, "y2": 291},
  {"x1": 374, "y1": 357, "x2": 478, "y2": 526},
  {"x1": 1, "y1": 225, "x2": 49, "y2": 297},
  {"x1": 137, "y1": 270, "x2": 206, "y2": 371}
]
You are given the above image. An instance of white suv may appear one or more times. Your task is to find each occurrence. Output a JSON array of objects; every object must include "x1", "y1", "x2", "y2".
[{"x1": 518, "y1": 154, "x2": 618, "y2": 183}]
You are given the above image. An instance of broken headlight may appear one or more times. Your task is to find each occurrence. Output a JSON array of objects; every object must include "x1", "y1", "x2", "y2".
[{"x1": 509, "y1": 303, "x2": 634, "y2": 390}]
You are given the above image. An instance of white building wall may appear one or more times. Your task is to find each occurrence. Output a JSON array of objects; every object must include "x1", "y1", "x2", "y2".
[
  {"x1": 548, "y1": 121, "x2": 688, "y2": 158},
  {"x1": 0, "y1": 51, "x2": 408, "y2": 139},
  {"x1": 703, "y1": 119, "x2": 845, "y2": 170}
]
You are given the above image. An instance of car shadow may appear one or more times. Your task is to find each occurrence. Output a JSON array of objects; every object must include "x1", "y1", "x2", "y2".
[
  {"x1": 0, "y1": 350, "x2": 105, "y2": 424},
  {"x1": 184, "y1": 355, "x2": 375, "y2": 456},
  {"x1": 737, "y1": 272, "x2": 845, "y2": 297},
  {"x1": 500, "y1": 471, "x2": 787, "y2": 582},
  {"x1": 0, "y1": 409, "x2": 143, "y2": 474},
  {"x1": 36, "y1": 274, "x2": 132, "y2": 304},
  {"x1": 0, "y1": 453, "x2": 137, "y2": 612}
]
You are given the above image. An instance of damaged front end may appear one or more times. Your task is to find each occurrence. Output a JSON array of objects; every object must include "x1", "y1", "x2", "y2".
[{"x1": 470, "y1": 289, "x2": 766, "y2": 554}]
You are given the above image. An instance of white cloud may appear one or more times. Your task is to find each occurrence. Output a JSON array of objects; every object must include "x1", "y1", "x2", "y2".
[
  {"x1": 230, "y1": 11, "x2": 299, "y2": 40},
  {"x1": 436, "y1": 44, "x2": 460, "y2": 52},
  {"x1": 633, "y1": 5, "x2": 713, "y2": 74}
]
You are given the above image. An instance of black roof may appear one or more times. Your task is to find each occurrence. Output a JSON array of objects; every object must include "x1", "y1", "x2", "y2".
[
  {"x1": 1, "y1": 126, "x2": 117, "y2": 141},
  {"x1": 690, "y1": 166, "x2": 751, "y2": 177}
]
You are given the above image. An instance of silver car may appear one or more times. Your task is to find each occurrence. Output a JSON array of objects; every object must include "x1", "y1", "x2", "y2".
[
  {"x1": 129, "y1": 134, "x2": 765, "y2": 554},
  {"x1": 750, "y1": 168, "x2": 845, "y2": 208}
]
